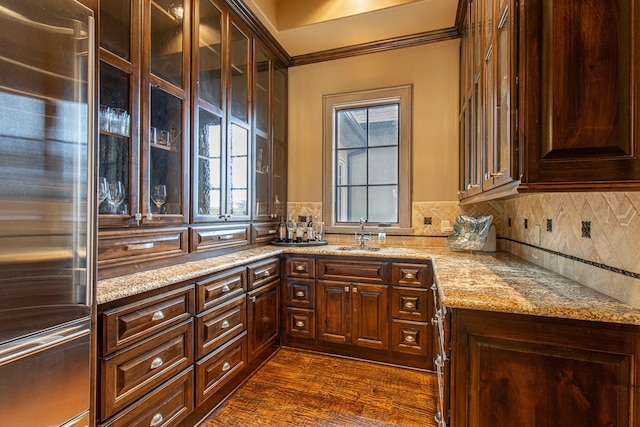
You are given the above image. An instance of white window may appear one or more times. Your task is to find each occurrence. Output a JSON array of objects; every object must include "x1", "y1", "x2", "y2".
[{"x1": 323, "y1": 85, "x2": 412, "y2": 232}]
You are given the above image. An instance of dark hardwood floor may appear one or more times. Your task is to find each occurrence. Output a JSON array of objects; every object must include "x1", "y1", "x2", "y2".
[{"x1": 198, "y1": 347, "x2": 438, "y2": 426}]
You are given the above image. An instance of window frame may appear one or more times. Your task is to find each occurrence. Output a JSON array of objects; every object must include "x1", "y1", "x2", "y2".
[{"x1": 322, "y1": 85, "x2": 413, "y2": 234}]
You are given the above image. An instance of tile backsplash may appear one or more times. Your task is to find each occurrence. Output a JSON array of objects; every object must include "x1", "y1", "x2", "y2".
[
  {"x1": 502, "y1": 192, "x2": 640, "y2": 307},
  {"x1": 288, "y1": 193, "x2": 640, "y2": 307}
]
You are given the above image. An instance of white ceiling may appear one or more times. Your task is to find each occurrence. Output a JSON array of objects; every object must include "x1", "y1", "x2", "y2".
[{"x1": 242, "y1": 0, "x2": 459, "y2": 57}]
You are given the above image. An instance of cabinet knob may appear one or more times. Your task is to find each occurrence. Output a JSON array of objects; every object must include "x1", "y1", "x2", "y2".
[
  {"x1": 150, "y1": 357, "x2": 163, "y2": 370},
  {"x1": 295, "y1": 265, "x2": 305, "y2": 271},
  {"x1": 404, "y1": 335, "x2": 416, "y2": 343},
  {"x1": 404, "y1": 301, "x2": 415, "y2": 309},
  {"x1": 344, "y1": 286, "x2": 350, "y2": 292},
  {"x1": 150, "y1": 413, "x2": 164, "y2": 427},
  {"x1": 222, "y1": 284, "x2": 231, "y2": 292},
  {"x1": 403, "y1": 272, "x2": 415, "y2": 279},
  {"x1": 295, "y1": 290, "x2": 305, "y2": 298},
  {"x1": 221, "y1": 320, "x2": 230, "y2": 329},
  {"x1": 295, "y1": 320, "x2": 305, "y2": 328},
  {"x1": 251, "y1": 296, "x2": 256, "y2": 303},
  {"x1": 222, "y1": 361, "x2": 231, "y2": 372},
  {"x1": 151, "y1": 310, "x2": 165, "y2": 321}
]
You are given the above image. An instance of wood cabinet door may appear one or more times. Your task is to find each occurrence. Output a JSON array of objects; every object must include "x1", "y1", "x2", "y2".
[
  {"x1": 247, "y1": 279, "x2": 279, "y2": 362},
  {"x1": 351, "y1": 283, "x2": 388, "y2": 350},
  {"x1": 519, "y1": 0, "x2": 640, "y2": 188},
  {"x1": 317, "y1": 280, "x2": 351, "y2": 344},
  {"x1": 451, "y1": 309, "x2": 638, "y2": 427}
]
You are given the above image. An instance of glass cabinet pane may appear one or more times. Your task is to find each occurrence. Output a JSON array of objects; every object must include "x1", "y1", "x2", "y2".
[
  {"x1": 255, "y1": 45, "x2": 270, "y2": 134},
  {"x1": 150, "y1": 0, "x2": 184, "y2": 87},
  {"x1": 229, "y1": 124, "x2": 248, "y2": 216},
  {"x1": 255, "y1": 134, "x2": 270, "y2": 216},
  {"x1": 150, "y1": 87, "x2": 182, "y2": 215},
  {"x1": 198, "y1": 0, "x2": 222, "y2": 108},
  {"x1": 197, "y1": 109, "x2": 222, "y2": 216},
  {"x1": 272, "y1": 65, "x2": 287, "y2": 219},
  {"x1": 99, "y1": 62, "x2": 131, "y2": 215},
  {"x1": 230, "y1": 24, "x2": 249, "y2": 122},
  {"x1": 274, "y1": 66, "x2": 286, "y2": 141},
  {"x1": 496, "y1": 7, "x2": 510, "y2": 175},
  {"x1": 100, "y1": 0, "x2": 131, "y2": 60}
]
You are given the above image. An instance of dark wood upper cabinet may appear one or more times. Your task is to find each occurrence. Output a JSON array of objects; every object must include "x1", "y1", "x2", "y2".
[
  {"x1": 518, "y1": 0, "x2": 640, "y2": 189},
  {"x1": 458, "y1": 0, "x2": 640, "y2": 201}
]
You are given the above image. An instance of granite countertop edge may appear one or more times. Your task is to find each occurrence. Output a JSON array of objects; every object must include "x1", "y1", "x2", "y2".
[{"x1": 97, "y1": 245, "x2": 640, "y2": 326}]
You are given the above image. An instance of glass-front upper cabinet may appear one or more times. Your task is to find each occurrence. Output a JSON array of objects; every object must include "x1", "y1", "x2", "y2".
[
  {"x1": 253, "y1": 43, "x2": 272, "y2": 221},
  {"x1": 142, "y1": 0, "x2": 190, "y2": 224},
  {"x1": 98, "y1": 0, "x2": 189, "y2": 226},
  {"x1": 192, "y1": 3, "x2": 250, "y2": 222},
  {"x1": 98, "y1": 0, "x2": 140, "y2": 227}
]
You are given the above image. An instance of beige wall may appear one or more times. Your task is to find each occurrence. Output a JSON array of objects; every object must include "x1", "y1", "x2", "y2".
[{"x1": 287, "y1": 39, "x2": 460, "y2": 203}]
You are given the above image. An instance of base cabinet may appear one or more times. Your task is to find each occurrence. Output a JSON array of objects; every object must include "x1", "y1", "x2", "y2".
[
  {"x1": 283, "y1": 255, "x2": 435, "y2": 369},
  {"x1": 450, "y1": 309, "x2": 640, "y2": 427},
  {"x1": 98, "y1": 257, "x2": 281, "y2": 426}
]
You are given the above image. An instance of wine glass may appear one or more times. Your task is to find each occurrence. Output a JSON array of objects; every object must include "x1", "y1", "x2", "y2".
[
  {"x1": 151, "y1": 184, "x2": 167, "y2": 214},
  {"x1": 98, "y1": 177, "x2": 109, "y2": 204},
  {"x1": 109, "y1": 181, "x2": 125, "y2": 214}
]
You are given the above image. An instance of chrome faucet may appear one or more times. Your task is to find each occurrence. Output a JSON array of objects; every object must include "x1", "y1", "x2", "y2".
[{"x1": 357, "y1": 217, "x2": 369, "y2": 248}]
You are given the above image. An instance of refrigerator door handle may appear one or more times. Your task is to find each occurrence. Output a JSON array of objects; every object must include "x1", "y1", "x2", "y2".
[{"x1": 0, "y1": 318, "x2": 90, "y2": 366}]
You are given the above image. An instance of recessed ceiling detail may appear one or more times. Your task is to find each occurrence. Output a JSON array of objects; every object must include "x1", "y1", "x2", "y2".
[
  {"x1": 244, "y1": 0, "x2": 458, "y2": 57},
  {"x1": 275, "y1": 0, "x2": 424, "y2": 30}
]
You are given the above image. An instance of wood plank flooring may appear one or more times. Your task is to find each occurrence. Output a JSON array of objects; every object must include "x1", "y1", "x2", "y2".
[{"x1": 198, "y1": 347, "x2": 438, "y2": 427}]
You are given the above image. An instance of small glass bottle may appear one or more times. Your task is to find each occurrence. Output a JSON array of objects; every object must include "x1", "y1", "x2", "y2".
[
  {"x1": 278, "y1": 216, "x2": 286, "y2": 242},
  {"x1": 286, "y1": 215, "x2": 296, "y2": 242},
  {"x1": 307, "y1": 216, "x2": 315, "y2": 241},
  {"x1": 377, "y1": 223, "x2": 389, "y2": 247},
  {"x1": 314, "y1": 215, "x2": 324, "y2": 241}
]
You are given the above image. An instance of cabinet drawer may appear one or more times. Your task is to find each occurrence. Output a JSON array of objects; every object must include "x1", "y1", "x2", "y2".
[
  {"x1": 98, "y1": 228, "x2": 188, "y2": 267},
  {"x1": 317, "y1": 259, "x2": 387, "y2": 284},
  {"x1": 286, "y1": 307, "x2": 315, "y2": 339},
  {"x1": 196, "y1": 295, "x2": 246, "y2": 359},
  {"x1": 189, "y1": 224, "x2": 250, "y2": 253},
  {"x1": 391, "y1": 319, "x2": 430, "y2": 356},
  {"x1": 195, "y1": 332, "x2": 247, "y2": 406},
  {"x1": 102, "y1": 286, "x2": 195, "y2": 355},
  {"x1": 101, "y1": 320, "x2": 194, "y2": 419},
  {"x1": 391, "y1": 263, "x2": 431, "y2": 287},
  {"x1": 252, "y1": 222, "x2": 278, "y2": 244},
  {"x1": 196, "y1": 266, "x2": 246, "y2": 312},
  {"x1": 285, "y1": 256, "x2": 315, "y2": 278},
  {"x1": 101, "y1": 368, "x2": 194, "y2": 427},
  {"x1": 391, "y1": 287, "x2": 430, "y2": 322},
  {"x1": 247, "y1": 257, "x2": 280, "y2": 290},
  {"x1": 284, "y1": 278, "x2": 315, "y2": 308}
]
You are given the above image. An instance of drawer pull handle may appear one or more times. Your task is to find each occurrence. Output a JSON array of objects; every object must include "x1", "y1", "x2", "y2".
[
  {"x1": 222, "y1": 284, "x2": 231, "y2": 292},
  {"x1": 262, "y1": 270, "x2": 271, "y2": 277},
  {"x1": 150, "y1": 357, "x2": 163, "y2": 370},
  {"x1": 404, "y1": 272, "x2": 415, "y2": 279},
  {"x1": 150, "y1": 413, "x2": 164, "y2": 426},
  {"x1": 268, "y1": 229, "x2": 277, "y2": 234},
  {"x1": 222, "y1": 361, "x2": 231, "y2": 372},
  {"x1": 151, "y1": 310, "x2": 165, "y2": 321},
  {"x1": 295, "y1": 265, "x2": 305, "y2": 271},
  {"x1": 126, "y1": 242, "x2": 154, "y2": 251},
  {"x1": 295, "y1": 290, "x2": 305, "y2": 297},
  {"x1": 295, "y1": 320, "x2": 305, "y2": 328},
  {"x1": 221, "y1": 320, "x2": 230, "y2": 329},
  {"x1": 404, "y1": 302, "x2": 415, "y2": 309},
  {"x1": 404, "y1": 336, "x2": 416, "y2": 343},
  {"x1": 218, "y1": 234, "x2": 235, "y2": 240}
]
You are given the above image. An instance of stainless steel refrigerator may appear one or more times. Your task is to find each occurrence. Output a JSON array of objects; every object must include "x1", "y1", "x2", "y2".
[{"x1": 0, "y1": 1, "x2": 96, "y2": 426}]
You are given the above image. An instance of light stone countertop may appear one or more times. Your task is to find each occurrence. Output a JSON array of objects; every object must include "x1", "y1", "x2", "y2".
[{"x1": 97, "y1": 244, "x2": 640, "y2": 326}]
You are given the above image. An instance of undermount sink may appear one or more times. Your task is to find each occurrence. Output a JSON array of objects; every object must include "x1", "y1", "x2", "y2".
[{"x1": 336, "y1": 246, "x2": 381, "y2": 252}]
